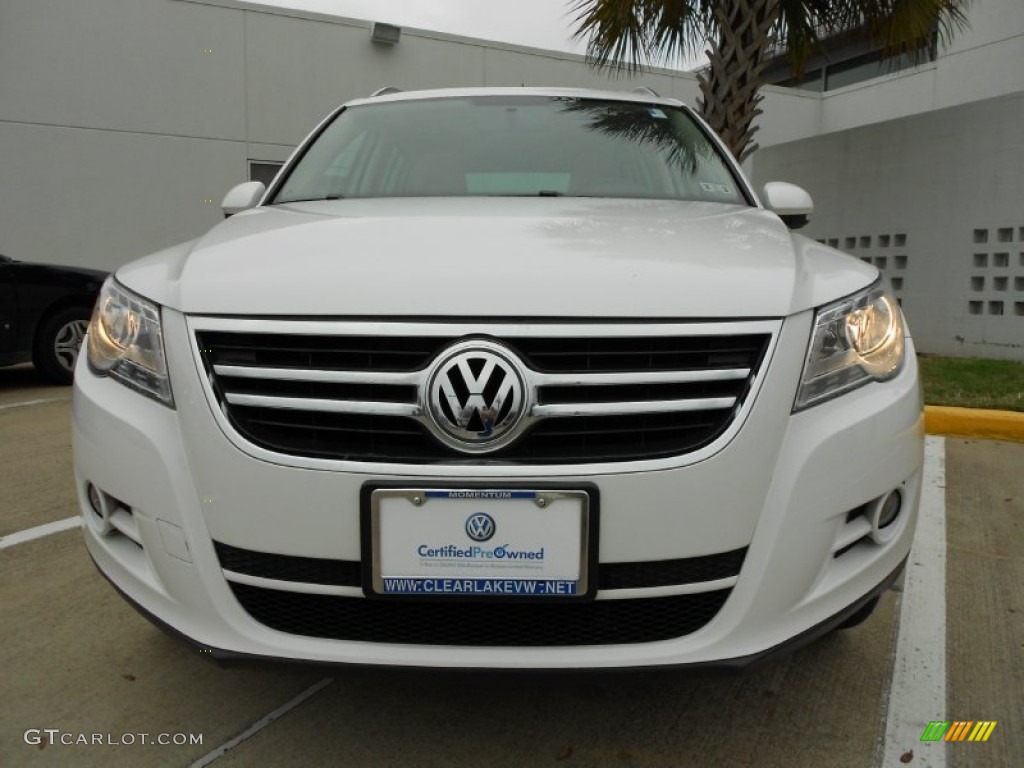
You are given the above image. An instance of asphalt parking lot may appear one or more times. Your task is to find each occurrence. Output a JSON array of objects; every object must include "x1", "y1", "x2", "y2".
[{"x1": 2, "y1": 364, "x2": 1020, "y2": 768}]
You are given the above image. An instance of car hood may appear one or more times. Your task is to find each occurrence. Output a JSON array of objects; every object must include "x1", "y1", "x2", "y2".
[{"x1": 117, "y1": 198, "x2": 876, "y2": 318}]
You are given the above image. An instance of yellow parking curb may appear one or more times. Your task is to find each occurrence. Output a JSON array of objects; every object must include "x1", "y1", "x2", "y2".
[{"x1": 924, "y1": 406, "x2": 1024, "y2": 442}]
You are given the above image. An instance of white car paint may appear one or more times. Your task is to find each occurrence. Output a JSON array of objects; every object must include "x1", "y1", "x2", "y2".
[
  {"x1": 73, "y1": 87, "x2": 922, "y2": 668},
  {"x1": 119, "y1": 198, "x2": 876, "y2": 318}
]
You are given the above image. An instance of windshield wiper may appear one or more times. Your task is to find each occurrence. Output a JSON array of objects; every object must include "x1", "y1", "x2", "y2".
[{"x1": 489, "y1": 191, "x2": 564, "y2": 197}]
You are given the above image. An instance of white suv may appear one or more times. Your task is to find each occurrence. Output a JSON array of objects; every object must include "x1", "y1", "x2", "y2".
[{"x1": 73, "y1": 88, "x2": 922, "y2": 669}]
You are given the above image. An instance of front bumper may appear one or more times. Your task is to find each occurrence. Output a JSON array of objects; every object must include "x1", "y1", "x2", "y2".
[
  {"x1": 72, "y1": 309, "x2": 924, "y2": 669},
  {"x1": 92, "y1": 550, "x2": 907, "y2": 672}
]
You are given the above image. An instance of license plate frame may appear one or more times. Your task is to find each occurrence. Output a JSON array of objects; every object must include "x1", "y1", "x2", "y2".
[{"x1": 360, "y1": 484, "x2": 599, "y2": 602}]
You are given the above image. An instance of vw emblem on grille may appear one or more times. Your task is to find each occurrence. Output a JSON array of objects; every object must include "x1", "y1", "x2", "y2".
[
  {"x1": 422, "y1": 340, "x2": 532, "y2": 453},
  {"x1": 465, "y1": 513, "x2": 496, "y2": 542}
]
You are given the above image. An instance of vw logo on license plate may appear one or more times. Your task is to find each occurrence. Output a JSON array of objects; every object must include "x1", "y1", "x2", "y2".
[{"x1": 465, "y1": 512, "x2": 496, "y2": 542}]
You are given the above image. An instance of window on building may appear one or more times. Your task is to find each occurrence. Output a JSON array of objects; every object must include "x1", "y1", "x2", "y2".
[
  {"x1": 824, "y1": 50, "x2": 918, "y2": 90},
  {"x1": 762, "y1": 27, "x2": 936, "y2": 93},
  {"x1": 774, "y1": 68, "x2": 825, "y2": 92},
  {"x1": 249, "y1": 161, "x2": 284, "y2": 188}
]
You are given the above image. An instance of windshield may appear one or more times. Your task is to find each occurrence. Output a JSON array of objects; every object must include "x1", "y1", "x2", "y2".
[{"x1": 272, "y1": 96, "x2": 748, "y2": 205}]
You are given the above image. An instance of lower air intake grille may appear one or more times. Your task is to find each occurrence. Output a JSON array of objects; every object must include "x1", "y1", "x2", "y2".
[
  {"x1": 215, "y1": 541, "x2": 362, "y2": 587},
  {"x1": 213, "y1": 541, "x2": 747, "y2": 591},
  {"x1": 228, "y1": 584, "x2": 730, "y2": 646}
]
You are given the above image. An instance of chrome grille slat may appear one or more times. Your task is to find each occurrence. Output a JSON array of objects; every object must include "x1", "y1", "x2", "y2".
[
  {"x1": 214, "y1": 364, "x2": 421, "y2": 385},
  {"x1": 224, "y1": 393, "x2": 421, "y2": 417},
  {"x1": 193, "y1": 320, "x2": 775, "y2": 464},
  {"x1": 531, "y1": 368, "x2": 750, "y2": 386},
  {"x1": 532, "y1": 397, "x2": 736, "y2": 418},
  {"x1": 215, "y1": 363, "x2": 749, "y2": 388}
]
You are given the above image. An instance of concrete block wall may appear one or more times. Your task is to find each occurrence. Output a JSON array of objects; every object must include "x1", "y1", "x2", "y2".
[{"x1": 752, "y1": 93, "x2": 1024, "y2": 360}]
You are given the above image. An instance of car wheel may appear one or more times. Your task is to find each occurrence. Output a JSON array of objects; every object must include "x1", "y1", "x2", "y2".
[
  {"x1": 835, "y1": 595, "x2": 880, "y2": 631},
  {"x1": 33, "y1": 307, "x2": 91, "y2": 384}
]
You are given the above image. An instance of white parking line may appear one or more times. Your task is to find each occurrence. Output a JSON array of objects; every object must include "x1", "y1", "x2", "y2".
[
  {"x1": 881, "y1": 436, "x2": 947, "y2": 767},
  {"x1": 0, "y1": 396, "x2": 71, "y2": 411},
  {"x1": 0, "y1": 516, "x2": 81, "y2": 550},
  {"x1": 189, "y1": 677, "x2": 334, "y2": 767}
]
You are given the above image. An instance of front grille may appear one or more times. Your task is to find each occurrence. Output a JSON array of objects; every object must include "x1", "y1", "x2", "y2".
[
  {"x1": 194, "y1": 321, "x2": 773, "y2": 464},
  {"x1": 508, "y1": 334, "x2": 766, "y2": 372},
  {"x1": 199, "y1": 332, "x2": 444, "y2": 371},
  {"x1": 228, "y1": 584, "x2": 730, "y2": 646},
  {"x1": 213, "y1": 540, "x2": 747, "y2": 590}
]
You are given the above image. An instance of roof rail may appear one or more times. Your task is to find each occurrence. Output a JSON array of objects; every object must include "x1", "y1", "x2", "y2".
[
  {"x1": 370, "y1": 86, "x2": 402, "y2": 97},
  {"x1": 632, "y1": 86, "x2": 660, "y2": 97}
]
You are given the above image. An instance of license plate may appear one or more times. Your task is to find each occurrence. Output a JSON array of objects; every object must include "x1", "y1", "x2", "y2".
[{"x1": 363, "y1": 487, "x2": 595, "y2": 600}]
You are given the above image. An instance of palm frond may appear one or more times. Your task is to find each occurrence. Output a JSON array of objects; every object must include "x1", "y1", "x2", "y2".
[
  {"x1": 570, "y1": 0, "x2": 972, "y2": 160},
  {"x1": 774, "y1": 0, "x2": 835, "y2": 77},
  {"x1": 558, "y1": 99, "x2": 714, "y2": 173},
  {"x1": 779, "y1": 0, "x2": 972, "y2": 68},
  {"x1": 570, "y1": 0, "x2": 712, "y2": 71},
  {"x1": 875, "y1": 0, "x2": 971, "y2": 62}
]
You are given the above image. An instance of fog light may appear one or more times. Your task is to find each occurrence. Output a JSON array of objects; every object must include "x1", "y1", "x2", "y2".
[
  {"x1": 87, "y1": 483, "x2": 104, "y2": 517},
  {"x1": 878, "y1": 490, "x2": 902, "y2": 529},
  {"x1": 870, "y1": 489, "x2": 902, "y2": 544}
]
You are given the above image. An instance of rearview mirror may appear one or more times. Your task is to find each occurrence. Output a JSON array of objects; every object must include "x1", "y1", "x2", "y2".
[
  {"x1": 762, "y1": 182, "x2": 813, "y2": 230},
  {"x1": 221, "y1": 181, "x2": 266, "y2": 218}
]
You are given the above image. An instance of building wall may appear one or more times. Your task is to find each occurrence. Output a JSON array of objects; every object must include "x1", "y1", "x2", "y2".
[
  {"x1": 750, "y1": 3, "x2": 1024, "y2": 359},
  {"x1": 1, "y1": 0, "x2": 1022, "y2": 358},
  {"x1": 756, "y1": 2, "x2": 1024, "y2": 140},
  {"x1": 0, "y1": 0, "x2": 247, "y2": 269},
  {"x1": 0, "y1": 0, "x2": 727, "y2": 271},
  {"x1": 752, "y1": 93, "x2": 1024, "y2": 360}
]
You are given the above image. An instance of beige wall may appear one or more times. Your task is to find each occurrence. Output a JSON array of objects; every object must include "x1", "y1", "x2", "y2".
[
  {"x1": 752, "y1": 93, "x2": 1024, "y2": 360},
  {"x1": 2, "y1": 0, "x2": 1021, "y2": 358},
  {"x1": 0, "y1": 0, "x2": 725, "y2": 270}
]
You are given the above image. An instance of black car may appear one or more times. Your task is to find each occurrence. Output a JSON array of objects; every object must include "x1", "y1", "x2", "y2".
[{"x1": 0, "y1": 254, "x2": 106, "y2": 384}]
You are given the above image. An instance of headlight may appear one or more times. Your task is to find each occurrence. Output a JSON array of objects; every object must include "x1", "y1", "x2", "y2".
[
  {"x1": 86, "y1": 277, "x2": 174, "y2": 407},
  {"x1": 794, "y1": 281, "x2": 905, "y2": 411}
]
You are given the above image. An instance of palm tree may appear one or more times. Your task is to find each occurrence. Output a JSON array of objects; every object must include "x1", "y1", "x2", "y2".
[{"x1": 571, "y1": 0, "x2": 970, "y2": 161}]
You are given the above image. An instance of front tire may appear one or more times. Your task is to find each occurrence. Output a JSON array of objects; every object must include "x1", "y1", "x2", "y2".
[{"x1": 33, "y1": 307, "x2": 91, "y2": 384}]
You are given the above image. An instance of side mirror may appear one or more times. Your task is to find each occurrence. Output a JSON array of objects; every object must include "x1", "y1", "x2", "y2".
[
  {"x1": 762, "y1": 182, "x2": 813, "y2": 230},
  {"x1": 221, "y1": 181, "x2": 266, "y2": 218}
]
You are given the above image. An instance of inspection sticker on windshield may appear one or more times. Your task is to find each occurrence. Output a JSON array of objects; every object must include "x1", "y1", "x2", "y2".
[
  {"x1": 366, "y1": 488, "x2": 594, "y2": 599},
  {"x1": 700, "y1": 181, "x2": 733, "y2": 195},
  {"x1": 700, "y1": 182, "x2": 733, "y2": 195},
  {"x1": 648, "y1": 107, "x2": 668, "y2": 119}
]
